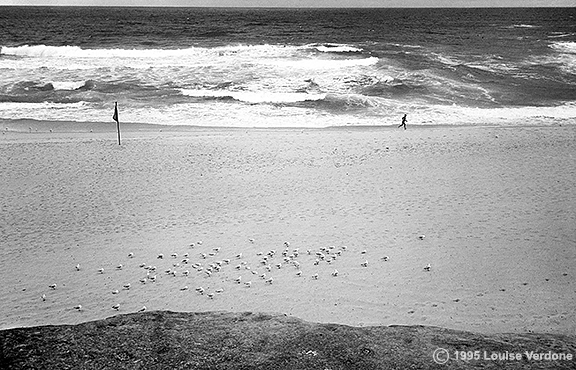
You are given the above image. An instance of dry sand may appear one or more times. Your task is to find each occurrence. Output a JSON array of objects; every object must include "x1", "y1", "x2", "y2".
[{"x1": 1, "y1": 119, "x2": 575, "y2": 335}]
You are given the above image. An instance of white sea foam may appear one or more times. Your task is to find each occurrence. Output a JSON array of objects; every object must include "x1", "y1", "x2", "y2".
[
  {"x1": 260, "y1": 56, "x2": 379, "y2": 69},
  {"x1": 51, "y1": 81, "x2": 88, "y2": 90},
  {"x1": 550, "y1": 41, "x2": 576, "y2": 54},
  {"x1": 310, "y1": 44, "x2": 364, "y2": 53},
  {"x1": 181, "y1": 89, "x2": 327, "y2": 104}
]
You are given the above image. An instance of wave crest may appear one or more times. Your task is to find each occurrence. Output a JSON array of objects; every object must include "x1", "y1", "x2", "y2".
[{"x1": 181, "y1": 89, "x2": 326, "y2": 104}]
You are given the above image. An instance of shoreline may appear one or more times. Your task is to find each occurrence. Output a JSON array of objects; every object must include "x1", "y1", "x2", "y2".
[{"x1": 1, "y1": 118, "x2": 570, "y2": 135}]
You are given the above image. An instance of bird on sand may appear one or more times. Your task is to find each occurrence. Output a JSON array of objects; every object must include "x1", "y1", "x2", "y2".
[
  {"x1": 332, "y1": 269, "x2": 339, "y2": 277},
  {"x1": 128, "y1": 252, "x2": 134, "y2": 258},
  {"x1": 49, "y1": 284, "x2": 57, "y2": 290},
  {"x1": 41, "y1": 294, "x2": 46, "y2": 301},
  {"x1": 138, "y1": 306, "x2": 147, "y2": 312},
  {"x1": 207, "y1": 293, "x2": 215, "y2": 299},
  {"x1": 74, "y1": 305, "x2": 82, "y2": 311},
  {"x1": 112, "y1": 289, "x2": 119, "y2": 294},
  {"x1": 97, "y1": 268, "x2": 104, "y2": 274},
  {"x1": 75, "y1": 264, "x2": 80, "y2": 271},
  {"x1": 112, "y1": 304, "x2": 120, "y2": 310},
  {"x1": 424, "y1": 263, "x2": 431, "y2": 271}
]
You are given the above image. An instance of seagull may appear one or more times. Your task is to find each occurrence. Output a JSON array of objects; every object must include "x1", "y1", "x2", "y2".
[
  {"x1": 332, "y1": 269, "x2": 339, "y2": 277},
  {"x1": 236, "y1": 253, "x2": 243, "y2": 259},
  {"x1": 213, "y1": 247, "x2": 221, "y2": 252},
  {"x1": 207, "y1": 293, "x2": 215, "y2": 299},
  {"x1": 123, "y1": 283, "x2": 131, "y2": 290},
  {"x1": 139, "y1": 278, "x2": 147, "y2": 284},
  {"x1": 361, "y1": 261, "x2": 368, "y2": 267},
  {"x1": 41, "y1": 294, "x2": 46, "y2": 301},
  {"x1": 215, "y1": 288, "x2": 224, "y2": 294},
  {"x1": 157, "y1": 254, "x2": 164, "y2": 259},
  {"x1": 361, "y1": 250, "x2": 367, "y2": 254},
  {"x1": 296, "y1": 271, "x2": 302, "y2": 277},
  {"x1": 265, "y1": 265, "x2": 272, "y2": 272},
  {"x1": 149, "y1": 275, "x2": 157, "y2": 282},
  {"x1": 183, "y1": 253, "x2": 189, "y2": 258},
  {"x1": 234, "y1": 276, "x2": 242, "y2": 284},
  {"x1": 74, "y1": 305, "x2": 82, "y2": 311},
  {"x1": 260, "y1": 273, "x2": 266, "y2": 279},
  {"x1": 201, "y1": 253, "x2": 207, "y2": 259},
  {"x1": 235, "y1": 264, "x2": 242, "y2": 270},
  {"x1": 49, "y1": 284, "x2": 57, "y2": 290},
  {"x1": 418, "y1": 235, "x2": 426, "y2": 240},
  {"x1": 75, "y1": 264, "x2": 80, "y2": 271},
  {"x1": 183, "y1": 270, "x2": 190, "y2": 276},
  {"x1": 98, "y1": 268, "x2": 104, "y2": 274},
  {"x1": 138, "y1": 306, "x2": 147, "y2": 312},
  {"x1": 424, "y1": 263, "x2": 431, "y2": 271},
  {"x1": 244, "y1": 281, "x2": 252, "y2": 288},
  {"x1": 265, "y1": 277, "x2": 274, "y2": 284},
  {"x1": 276, "y1": 263, "x2": 282, "y2": 269},
  {"x1": 223, "y1": 259, "x2": 230, "y2": 264},
  {"x1": 171, "y1": 253, "x2": 178, "y2": 258},
  {"x1": 196, "y1": 287, "x2": 205, "y2": 294},
  {"x1": 139, "y1": 263, "x2": 146, "y2": 268},
  {"x1": 197, "y1": 241, "x2": 203, "y2": 245},
  {"x1": 128, "y1": 252, "x2": 134, "y2": 258},
  {"x1": 381, "y1": 256, "x2": 390, "y2": 261},
  {"x1": 313, "y1": 259, "x2": 320, "y2": 266},
  {"x1": 312, "y1": 273, "x2": 319, "y2": 280},
  {"x1": 249, "y1": 238, "x2": 255, "y2": 243},
  {"x1": 181, "y1": 286, "x2": 189, "y2": 291},
  {"x1": 112, "y1": 289, "x2": 119, "y2": 294},
  {"x1": 341, "y1": 246, "x2": 348, "y2": 251},
  {"x1": 112, "y1": 304, "x2": 120, "y2": 310},
  {"x1": 116, "y1": 264, "x2": 123, "y2": 270}
]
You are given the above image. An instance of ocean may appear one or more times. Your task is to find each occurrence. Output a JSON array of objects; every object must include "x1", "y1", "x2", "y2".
[{"x1": 0, "y1": 6, "x2": 575, "y2": 128}]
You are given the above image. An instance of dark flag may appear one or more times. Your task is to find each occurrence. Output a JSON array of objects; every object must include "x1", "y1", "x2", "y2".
[
  {"x1": 113, "y1": 102, "x2": 121, "y2": 145},
  {"x1": 113, "y1": 102, "x2": 119, "y2": 123}
]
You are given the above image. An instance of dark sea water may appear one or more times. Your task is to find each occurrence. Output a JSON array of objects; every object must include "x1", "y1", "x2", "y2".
[{"x1": 0, "y1": 6, "x2": 575, "y2": 127}]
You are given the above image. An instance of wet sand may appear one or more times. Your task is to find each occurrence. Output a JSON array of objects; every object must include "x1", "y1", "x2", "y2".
[{"x1": 1, "y1": 119, "x2": 575, "y2": 335}]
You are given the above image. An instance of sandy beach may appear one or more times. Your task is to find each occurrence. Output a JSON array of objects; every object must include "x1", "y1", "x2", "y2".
[{"x1": 1, "y1": 119, "x2": 575, "y2": 335}]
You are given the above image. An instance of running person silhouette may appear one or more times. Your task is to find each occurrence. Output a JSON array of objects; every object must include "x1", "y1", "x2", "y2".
[{"x1": 398, "y1": 114, "x2": 407, "y2": 130}]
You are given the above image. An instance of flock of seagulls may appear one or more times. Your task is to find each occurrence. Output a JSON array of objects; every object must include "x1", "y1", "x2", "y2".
[{"x1": 42, "y1": 237, "x2": 432, "y2": 313}]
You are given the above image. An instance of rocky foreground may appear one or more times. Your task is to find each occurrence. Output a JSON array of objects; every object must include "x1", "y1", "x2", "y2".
[{"x1": 1, "y1": 311, "x2": 575, "y2": 369}]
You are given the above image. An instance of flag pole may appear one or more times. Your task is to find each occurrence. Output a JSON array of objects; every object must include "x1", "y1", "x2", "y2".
[{"x1": 113, "y1": 101, "x2": 121, "y2": 145}]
